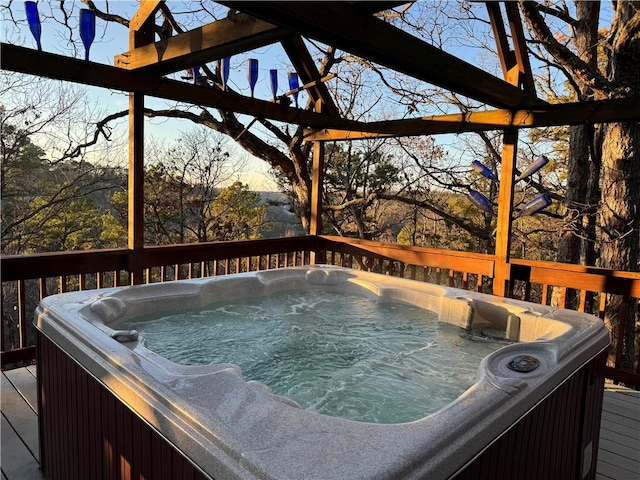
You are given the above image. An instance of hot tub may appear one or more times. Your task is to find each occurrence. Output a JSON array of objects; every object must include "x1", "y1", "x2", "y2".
[{"x1": 35, "y1": 265, "x2": 608, "y2": 480}]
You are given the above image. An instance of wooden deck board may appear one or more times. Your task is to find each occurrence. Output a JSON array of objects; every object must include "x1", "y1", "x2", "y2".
[
  {"x1": 1, "y1": 367, "x2": 639, "y2": 480},
  {"x1": 596, "y1": 386, "x2": 640, "y2": 480},
  {"x1": 1, "y1": 369, "x2": 43, "y2": 480}
]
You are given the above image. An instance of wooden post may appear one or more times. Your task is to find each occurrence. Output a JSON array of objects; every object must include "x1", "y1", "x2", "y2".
[
  {"x1": 310, "y1": 140, "x2": 325, "y2": 236},
  {"x1": 310, "y1": 99, "x2": 326, "y2": 264},
  {"x1": 128, "y1": 92, "x2": 145, "y2": 284},
  {"x1": 309, "y1": 139, "x2": 325, "y2": 264},
  {"x1": 493, "y1": 129, "x2": 518, "y2": 296},
  {"x1": 127, "y1": 4, "x2": 156, "y2": 284}
]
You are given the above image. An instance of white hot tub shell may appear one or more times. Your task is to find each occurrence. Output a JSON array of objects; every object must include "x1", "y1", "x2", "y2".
[{"x1": 35, "y1": 265, "x2": 609, "y2": 480}]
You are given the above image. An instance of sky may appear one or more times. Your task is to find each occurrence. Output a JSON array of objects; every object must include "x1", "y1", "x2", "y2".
[{"x1": 2, "y1": 1, "x2": 307, "y2": 191}]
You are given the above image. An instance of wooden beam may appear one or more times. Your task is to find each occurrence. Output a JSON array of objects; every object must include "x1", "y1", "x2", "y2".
[
  {"x1": 281, "y1": 36, "x2": 340, "y2": 116},
  {"x1": 1, "y1": 43, "x2": 365, "y2": 131},
  {"x1": 219, "y1": 1, "x2": 546, "y2": 108},
  {"x1": 304, "y1": 96, "x2": 640, "y2": 139},
  {"x1": 505, "y1": 2, "x2": 536, "y2": 94},
  {"x1": 115, "y1": 16, "x2": 292, "y2": 74},
  {"x1": 129, "y1": 0, "x2": 164, "y2": 32},
  {"x1": 486, "y1": 3, "x2": 517, "y2": 83},
  {"x1": 4, "y1": 44, "x2": 638, "y2": 138}
]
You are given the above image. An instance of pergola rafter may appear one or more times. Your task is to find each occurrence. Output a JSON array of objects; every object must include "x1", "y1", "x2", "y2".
[
  {"x1": 218, "y1": 1, "x2": 547, "y2": 109},
  {"x1": 114, "y1": 16, "x2": 293, "y2": 74}
]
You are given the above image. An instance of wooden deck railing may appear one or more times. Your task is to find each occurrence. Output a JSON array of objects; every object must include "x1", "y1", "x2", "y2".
[
  {"x1": 1, "y1": 236, "x2": 317, "y2": 367},
  {"x1": 315, "y1": 236, "x2": 640, "y2": 387},
  {"x1": 2, "y1": 235, "x2": 639, "y2": 387}
]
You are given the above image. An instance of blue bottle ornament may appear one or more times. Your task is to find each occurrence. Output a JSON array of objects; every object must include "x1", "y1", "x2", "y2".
[
  {"x1": 288, "y1": 72, "x2": 299, "y2": 107},
  {"x1": 25, "y1": 1, "x2": 42, "y2": 51},
  {"x1": 79, "y1": 9, "x2": 96, "y2": 61},
  {"x1": 221, "y1": 57, "x2": 231, "y2": 91},
  {"x1": 247, "y1": 59, "x2": 258, "y2": 97},
  {"x1": 471, "y1": 160, "x2": 499, "y2": 183},
  {"x1": 515, "y1": 193, "x2": 552, "y2": 218},
  {"x1": 517, "y1": 155, "x2": 549, "y2": 181},
  {"x1": 467, "y1": 190, "x2": 495, "y2": 216},
  {"x1": 269, "y1": 69, "x2": 278, "y2": 101}
]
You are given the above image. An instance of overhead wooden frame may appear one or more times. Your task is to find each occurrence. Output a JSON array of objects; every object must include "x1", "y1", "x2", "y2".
[
  {"x1": 504, "y1": 2, "x2": 536, "y2": 93},
  {"x1": 115, "y1": 16, "x2": 292, "y2": 74},
  {"x1": 304, "y1": 96, "x2": 640, "y2": 140},
  {"x1": 115, "y1": 1, "x2": 406, "y2": 78},
  {"x1": 486, "y1": 2, "x2": 536, "y2": 93},
  {"x1": 4, "y1": 43, "x2": 639, "y2": 139},
  {"x1": 218, "y1": 1, "x2": 547, "y2": 109},
  {"x1": 2, "y1": 43, "x2": 361, "y2": 131},
  {"x1": 129, "y1": 0, "x2": 164, "y2": 32}
]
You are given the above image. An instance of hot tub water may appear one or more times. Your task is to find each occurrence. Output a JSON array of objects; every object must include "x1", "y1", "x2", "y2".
[{"x1": 121, "y1": 290, "x2": 508, "y2": 423}]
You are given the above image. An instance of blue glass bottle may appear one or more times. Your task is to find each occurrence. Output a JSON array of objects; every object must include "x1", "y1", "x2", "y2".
[
  {"x1": 467, "y1": 190, "x2": 495, "y2": 216},
  {"x1": 79, "y1": 9, "x2": 96, "y2": 61},
  {"x1": 517, "y1": 155, "x2": 549, "y2": 181},
  {"x1": 25, "y1": 2, "x2": 42, "y2": 51},
  {"x1": 269, "y1": 69, "x2": 278, "y2": 101},
  {"x1": 221, "y1": 57, "x2": 230, "y2": 91},
  {"x1": 515, "y1": 193, "x2": 552, "y2": 218},
  {"x1": 247, "y1": 59, "x2": 258, "y2": 97},
  {"x1": 471, "y1": 160, "x2": 498, "y2": 183},
  {"x1": 288, "y1": 72, "x2": 299, "y2": 107}
]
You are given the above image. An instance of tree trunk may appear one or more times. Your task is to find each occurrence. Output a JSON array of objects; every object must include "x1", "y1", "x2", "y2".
[
  {"x1": 598, "y1": 1, "x2": 640, "y2": 370},
  {"x1": 553, "y1": 1, "x2": 600, "y2": 308},
  {"x1": 598, "y1": 121, "x2": 640, "y2": 369},
  {"x1": 554, "y1": 124, "x2": 591, "y2": 308}
]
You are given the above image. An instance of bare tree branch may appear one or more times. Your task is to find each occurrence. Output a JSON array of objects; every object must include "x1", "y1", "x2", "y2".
[{"x1": 519, "y1": 0, "x2": 612, "y2": 98}]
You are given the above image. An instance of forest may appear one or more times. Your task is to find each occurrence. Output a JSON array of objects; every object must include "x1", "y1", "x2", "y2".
[{"x1": 1, "y1": 98, "x2": 563, "y2": 261}]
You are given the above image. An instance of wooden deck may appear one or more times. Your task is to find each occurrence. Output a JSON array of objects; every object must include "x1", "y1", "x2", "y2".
[{"x1": 2, "y1": 367, "x2": 639, "y2": 480}]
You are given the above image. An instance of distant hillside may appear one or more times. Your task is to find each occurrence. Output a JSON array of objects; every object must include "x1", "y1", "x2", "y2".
[{"x1": 256, "y1": 191, "x2": 304, "y2": 238}]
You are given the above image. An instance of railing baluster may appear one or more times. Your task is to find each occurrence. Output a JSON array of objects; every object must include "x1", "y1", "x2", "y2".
[
  {"x1": 614, "y1": 296, "x2": 629, "y2": 370},
  {"x1": 578, "y1": 290, "x2": 587, "y2": 312},
  {"x1": 40, "y1": 277, "x2": 48, "y2": 299},
  {"x1": 598, "y1": 293, "x2": 606, "y2": 320},
  {"x1": 557, "y1": 287, "x2": 567, "y2": 308},
  {"x1": 0, "y1": 288, "x2": 5, "y2": 352},
  {"x1": 17, "y1": 279, "x2": 27, "y2": 348},
  {"x1": 541, "y1": 284, "x2": 549, "y2": 305}
]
